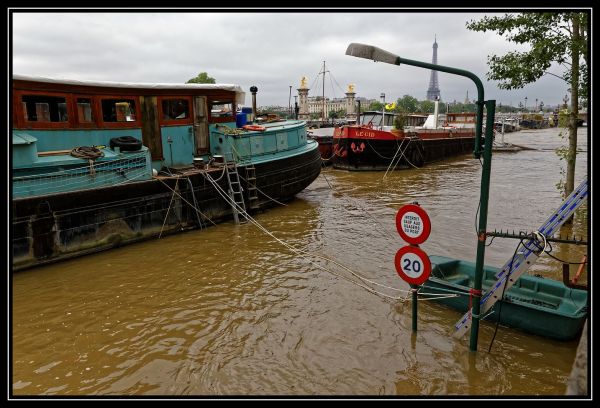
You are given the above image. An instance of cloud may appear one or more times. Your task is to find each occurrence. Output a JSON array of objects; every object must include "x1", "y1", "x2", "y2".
[{"x1": 11, "y1": 10, "x2": 572, "y2": 108}]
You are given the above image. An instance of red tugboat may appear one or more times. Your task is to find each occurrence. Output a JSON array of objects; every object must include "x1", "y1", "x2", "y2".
[{"x1": 331, "y1": 105, "x2": 476, "y2": 171}]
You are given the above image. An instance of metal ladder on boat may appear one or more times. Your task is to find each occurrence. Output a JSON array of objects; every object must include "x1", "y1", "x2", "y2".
[
  {"x1": 452, "y1": 177, "x2": 589, "y2": 339},
  {"x1": 244, "y1": 164, "x2": 259, "y2": 210},
  {"x1": 225, "y1": 161, "x2": 248, "y2": 224}
]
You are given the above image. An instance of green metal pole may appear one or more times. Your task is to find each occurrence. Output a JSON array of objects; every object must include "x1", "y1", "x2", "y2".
[
  {"x1": 469, "y1": 100, "x2": 496, "y2": 351},
  {"x1": 411, "y1": 284, "x2": 418, "y2": 332}
]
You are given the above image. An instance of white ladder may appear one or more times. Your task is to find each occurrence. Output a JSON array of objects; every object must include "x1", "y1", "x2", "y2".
[
  {"x1": 225, "y1": 161, "x2": 248, "y2": 224},
  {"x1": 453, "y1": 177, "x2": 589, "y2": 338}
]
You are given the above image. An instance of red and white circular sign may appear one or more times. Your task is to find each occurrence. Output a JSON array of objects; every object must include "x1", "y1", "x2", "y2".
[
  {"x1": 395, "y1": 204, "x2": 431, "y2": 245},
  {"x1": 394, "y1": 245, "x2": 432, "y2": 285}
]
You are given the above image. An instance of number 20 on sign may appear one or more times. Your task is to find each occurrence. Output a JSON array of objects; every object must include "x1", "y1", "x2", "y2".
[{"x1": 394, "y1": 245, "x2": 431, "y2": 285}]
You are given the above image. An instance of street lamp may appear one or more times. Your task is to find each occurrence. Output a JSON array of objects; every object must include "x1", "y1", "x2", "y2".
[
  {"x1": 345, "y1": 42, "x2": 496, "y2": 352},
  {"x1": 289, "y1": 85, "x2": 292, "y2": 118}
]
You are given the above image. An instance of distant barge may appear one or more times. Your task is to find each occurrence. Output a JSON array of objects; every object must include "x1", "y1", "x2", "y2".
[{"x1": 330, "y1": 108, "x2": 476, "y2": 171}]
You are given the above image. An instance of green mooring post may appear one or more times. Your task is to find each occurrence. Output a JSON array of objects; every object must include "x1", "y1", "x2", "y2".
[
  {"x1": 411, "y1": 284, "x2": 418, "y2": 332},
  {"x1": 345, "y1": 42, "x2": 493, "y2": 351}
]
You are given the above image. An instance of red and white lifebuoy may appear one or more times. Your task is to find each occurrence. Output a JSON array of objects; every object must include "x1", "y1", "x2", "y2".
[{"x1": 242, "y1": 124, "x2": 267, "y2": 132}]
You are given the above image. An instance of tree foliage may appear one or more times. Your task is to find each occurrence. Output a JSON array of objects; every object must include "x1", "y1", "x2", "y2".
[
  {"x1": 396, "y1": 95, "x2": 420, "y2": 113},
  {"x1": 186, "y1": 72, "x2": 216, "y2": 84},
  {"x1": 368, "y1": 101, "x2": 383, "y2": 111},
  {"x1": 419, "y1": 100, "x2": 435, "y2": 113},
  {"x1": 466, "y1": 13, "x2": 586, "y2": 90},
  {"x1": 466, "y1": 12, "x2": 588, "y2": 200}
]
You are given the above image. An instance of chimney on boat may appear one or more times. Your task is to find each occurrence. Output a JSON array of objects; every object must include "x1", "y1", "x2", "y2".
[
  {"x1": 433, "y1": 96, "x2": 440, "y2": 128},
  {"x1": 250, "y1": 86, "x2": 258, "y2": 122}
]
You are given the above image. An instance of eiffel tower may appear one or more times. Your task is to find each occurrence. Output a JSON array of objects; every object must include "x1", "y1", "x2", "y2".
[{"x1": 426, "y1": 35, "x2": 441, "y2": 101}]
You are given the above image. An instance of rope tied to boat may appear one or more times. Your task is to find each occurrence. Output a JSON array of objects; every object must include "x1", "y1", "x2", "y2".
[
  {"x1": 70, "y1": 146, "x2": 104, "y2": 160},
  {"x1": 70, "y1": 146, "x2": 104, "y2": 178},
  {"x1": 216, "y1": 124, "x2": 245, "y2": 135}
]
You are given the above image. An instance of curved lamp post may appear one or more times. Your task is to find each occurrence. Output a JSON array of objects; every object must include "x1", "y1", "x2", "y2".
[{"x1": 345, "y1": 43, "x2": 496, "y2": 351}]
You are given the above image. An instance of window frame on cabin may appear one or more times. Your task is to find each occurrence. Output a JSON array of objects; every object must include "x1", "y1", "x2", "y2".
[
  {"x1": 157, "y1": 96, "x2": 193, "y2": 126},
  {"x1": 208, "y1": 99, "x2": 236, "y2": 123},
  {"x1": 73, "y1": 95, "x2": 99, "y2": 128},
  {"x1": 98, "y1": 96, "x2": 142, "y2": 128},
  {"x1": 15, "y1": 90, "x2": 73, "y2": 129}
]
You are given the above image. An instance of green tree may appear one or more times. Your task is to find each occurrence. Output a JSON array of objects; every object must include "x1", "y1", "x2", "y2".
[
  {"x1": 396, "y1": 95, "x2": 419, "y2": 113},
  {"x1": 186, "y1": 72, "x2": 216, "y2": 84},
  {"x1": 329, "y1": 109, "x2": 346, "y2": 119},
  {"x1": 466, "y1": 12, "x2": 588, "y2": 200},
  {"x1": 368, "y1": 101, "x2": 383, "y2": 111},
  {"x1": 419, "y1": 100, "x2": 435, "y2": 113}
]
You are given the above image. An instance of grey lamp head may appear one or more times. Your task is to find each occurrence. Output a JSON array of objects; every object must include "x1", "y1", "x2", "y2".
[{"x1": 345, "y1": 43, "x2": 400, "y2": 65}]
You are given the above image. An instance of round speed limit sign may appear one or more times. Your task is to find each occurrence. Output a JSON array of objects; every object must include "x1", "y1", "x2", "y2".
[{"x1": 394, "y1": 246, "x2": 432, "y2": 285}]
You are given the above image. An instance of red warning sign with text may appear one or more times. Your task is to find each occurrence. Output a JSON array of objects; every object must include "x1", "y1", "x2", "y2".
[{"x1": 395, "y1": 204, "x2": 431, "y2": 245}]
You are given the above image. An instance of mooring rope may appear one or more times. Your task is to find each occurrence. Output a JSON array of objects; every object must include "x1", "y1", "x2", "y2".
[
  {"x1": 70, "y1": 146, "x2": 104, "y2": 160},
  {"x1": 70, "y1": 146, "x2": 104, "y2": 179},
  {"x1": 155, "y1": 177, "x2": 218, "y2": 227},
  {"x1": 159, "y1": 178, "x2": 179, "y2": 239},
  {"x1": 383, "y1": 139, "x2": 414, "y2": 178},
  {"x1": 202, "y1": 169, "x2": 413, "y2": 301},
  {"x1": 319, "y1": 169, "x2": 399, "y2": 243}
]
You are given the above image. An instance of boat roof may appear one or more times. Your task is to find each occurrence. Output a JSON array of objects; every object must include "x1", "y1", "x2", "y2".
[{"x1": 13, "y1": 74, "x2": 246, "y2": 105}]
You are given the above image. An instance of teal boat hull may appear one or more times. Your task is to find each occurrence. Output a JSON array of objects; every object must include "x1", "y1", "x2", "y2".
[{"x1": 423, "y1": 255, "x2": 588, "y2": 341}]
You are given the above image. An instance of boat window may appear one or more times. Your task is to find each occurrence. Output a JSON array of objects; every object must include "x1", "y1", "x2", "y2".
[
  {"x1": 76, "y1": 98, "x2": 94, "y2": 123},
  {"x1": 101, "y1": 99, "x2": 137, "y2": 122},
  {"x1": 210, "y1": 101, "x2": 233, "y2": 118},
  {"x1": 361, "y1": 113, "x2": 382, "y2": 126},
  {"x1": 21, "y1": 95, "x2": 68, "y2": 122},
  {"x1": 161, "y1": 98, "x2": 190, "y2": 120}
]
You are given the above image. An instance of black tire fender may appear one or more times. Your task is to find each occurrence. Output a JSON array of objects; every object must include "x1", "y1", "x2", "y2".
[{"x1": 110, "y1": 136, "x2": 142, "y2": 151}]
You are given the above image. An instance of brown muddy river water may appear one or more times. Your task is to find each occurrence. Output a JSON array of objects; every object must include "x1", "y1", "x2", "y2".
[{"x1": 11, "y1": 127, "x2": 589, "y2": 396}]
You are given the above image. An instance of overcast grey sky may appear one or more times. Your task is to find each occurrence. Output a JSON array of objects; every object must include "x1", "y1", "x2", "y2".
[{"x1": 11, "y1": 10, "x2": 573, "y2": 110}]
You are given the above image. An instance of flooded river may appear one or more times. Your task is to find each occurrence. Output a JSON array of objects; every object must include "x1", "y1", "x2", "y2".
[{"x1": 12, "y1": 127, "x2": 589, "y2": 397}]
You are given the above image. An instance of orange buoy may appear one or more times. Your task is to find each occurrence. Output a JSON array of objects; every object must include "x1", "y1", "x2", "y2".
[{"x1": 242, "y1": 124, "x2": 267, "y2": 132}]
